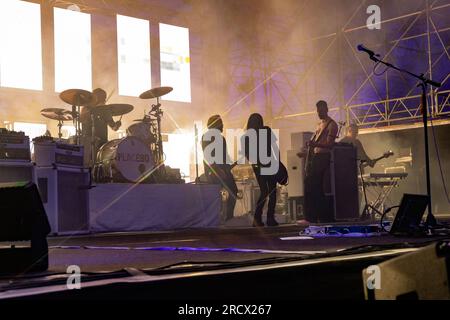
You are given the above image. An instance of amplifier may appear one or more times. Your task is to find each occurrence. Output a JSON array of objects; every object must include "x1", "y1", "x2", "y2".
[
  {"x1": 0, "y1": 131, "x2": 31, "y2": 162},
  {"x1": 34, "y1": 166, "x2": 90, "y2": 235},
  {"x1": 34, "y1": 141, "x2": 84, "y2": 168},
  {"x1": 0, "y1": 161, "x2": 34, "y2": 183},
  {"x1": 55, "y1": 142, "x2": 84, "y2": 167}
]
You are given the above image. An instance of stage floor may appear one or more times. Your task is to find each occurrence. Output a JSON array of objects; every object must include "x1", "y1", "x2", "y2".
[
  {"x1": 43, "y1": 223, "x2": 449, "y2": 273},
  {"x1": 2, "y1": 220, "x2": 450, "y2": 300}
]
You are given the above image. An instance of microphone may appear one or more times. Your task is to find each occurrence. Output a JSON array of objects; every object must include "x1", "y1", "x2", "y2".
[{"x1": 357, "y1": 44, "x2": 378, "y2": 57}]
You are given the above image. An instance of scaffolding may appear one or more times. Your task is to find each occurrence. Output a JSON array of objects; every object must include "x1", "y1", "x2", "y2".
[{"x1": 223, "y1": 0, "x2": 450, "y2": 132}]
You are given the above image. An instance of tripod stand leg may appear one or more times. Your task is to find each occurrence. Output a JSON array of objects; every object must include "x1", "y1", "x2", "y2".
[{"x1": 360, "y1": 204, "x2": 371, "y2": 221}]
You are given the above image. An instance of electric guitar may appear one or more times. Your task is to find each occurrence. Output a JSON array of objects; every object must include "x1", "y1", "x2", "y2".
[
  {"x1": 363, "y1": 150, "x2": 394, "y2": 167},
  {"x1": 300, "y1": 120, "x2": 333, "y2": 176},
  {"x1": 304, "y1": 136, "x2": 316, "y2": 177},
  {"x1": 210, "y1": 161, "x2": 238, "y2": 182}
]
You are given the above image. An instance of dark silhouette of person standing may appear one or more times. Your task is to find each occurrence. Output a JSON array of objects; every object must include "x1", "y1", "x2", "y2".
[{"x1": 244, "y1": 113, "x2": 279, "y2": 227}]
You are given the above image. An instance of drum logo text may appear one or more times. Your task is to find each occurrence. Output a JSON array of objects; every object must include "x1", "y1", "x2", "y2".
[{"x1": 116, "y1": 152, "x2": 150, "y2": 162}]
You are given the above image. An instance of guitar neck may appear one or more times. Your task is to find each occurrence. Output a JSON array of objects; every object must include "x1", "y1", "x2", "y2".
[
  {"x1": 373, "y1": 155, "x2": 385, "y2": 163},
  {"x1": 372, "y1": 152, "x2": 392, "y2": 165}
]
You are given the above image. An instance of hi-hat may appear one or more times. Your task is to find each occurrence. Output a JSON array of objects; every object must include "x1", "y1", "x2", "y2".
[
  {"x1": 91, "y1": 104, "x2": 134, "y2": 117},
  {"x1": 139, "y1": 87, "x2": 173, "y2": 99},
  {"x1": 41, "y1": 108, "x2": 73, "y2": 121},
  {"x1": 59, "y1": 89, "x2": 93, "y2": 106}
]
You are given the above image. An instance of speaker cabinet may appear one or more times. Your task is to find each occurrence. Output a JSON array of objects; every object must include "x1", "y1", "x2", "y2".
[
  {"x1": 287, "y1": 132, "x2": 313, "y2": 198},
  {"x1": 286, "y1": 150, "x2": 306, "y2": 198},
  {"x1": 290, "y1": 131, "x2": 314, "y2": 150},
  {"x1": 329, "y1": 144, "x2": 360, "y2": 221},
  {"x1": 34, "y1": 166, "x2": 90, "y2": 235},
  {"x1": 0, "y1": 182, "x2": 50, "y2": 274}
]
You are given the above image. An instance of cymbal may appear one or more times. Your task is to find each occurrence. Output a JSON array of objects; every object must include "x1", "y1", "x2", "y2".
[
  {"x1": 59, "y1": 89, "x2": 93, "y2": 106},
  {"x1": 139, "y1": 87, "x2": 173, "y2": 99},
  {"x1": 133, "y1": 115, "x2": 156, "y2": 122},
  {"x1": 41, "y1": 108, "x2": 73, "y2": 121},
  {"x1": 133, "y1": 119, "x2": 156, "y2": 123},
  {"x1": 91, "y1": 104, "x2": 134, "y2": 117}
]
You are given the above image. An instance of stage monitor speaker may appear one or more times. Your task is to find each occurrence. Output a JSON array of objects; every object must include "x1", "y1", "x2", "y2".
[
  {"x1": 363, "y1": 241, "x2": 450, "y2": 300},
  {"x1": 329, "y1": 144, "x2": 359, "y2": 221},
  {"x1": 390, "y1": 194, "x2": 428, "y2": 235},
  {"x1": 0, "y1": 182, "x2": 51, "y2": 274}
]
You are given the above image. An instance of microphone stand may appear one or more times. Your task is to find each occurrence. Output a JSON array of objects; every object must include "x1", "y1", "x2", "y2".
[
  {"x1": 194, "y1": 124, "x2": 200, "y2": 183},
  {"x1": 364, "y1": 52, "x2": 441, "y2": 227}
]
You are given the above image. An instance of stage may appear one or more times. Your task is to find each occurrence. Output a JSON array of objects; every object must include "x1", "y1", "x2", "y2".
[{"x1": 0, "y1": 0, "x2": 449, "y2": 303}]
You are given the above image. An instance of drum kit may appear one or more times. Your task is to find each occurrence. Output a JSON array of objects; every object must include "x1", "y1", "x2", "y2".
[{"x1": 39, "y1": 86, "x2": 174, "y2": 183}]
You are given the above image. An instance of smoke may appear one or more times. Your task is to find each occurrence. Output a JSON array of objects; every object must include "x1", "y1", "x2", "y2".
[{"x1": 1, "y1": 0, "x2": 445, "y2": 144}]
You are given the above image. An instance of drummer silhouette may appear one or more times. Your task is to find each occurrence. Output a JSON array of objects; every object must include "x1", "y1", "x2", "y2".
[{"x1": 80, "y1": 88, "x2": 121, "y2": 161}]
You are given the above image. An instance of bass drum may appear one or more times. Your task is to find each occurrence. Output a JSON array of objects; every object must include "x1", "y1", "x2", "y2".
[{"x1": 95, "y1": 137, "x2": 154, "y2": 183}]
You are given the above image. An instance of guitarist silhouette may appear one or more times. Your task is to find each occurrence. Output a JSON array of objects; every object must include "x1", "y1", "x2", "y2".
[
  {"x1": 339, "y1": 123, "x2": 394, "y2": 173},
  {"x1": 201, "y1": 115, "x2": 238, "y2": 222},
  {"x1": 297, "y1": 101, "x2": 338, "y2": 224}
]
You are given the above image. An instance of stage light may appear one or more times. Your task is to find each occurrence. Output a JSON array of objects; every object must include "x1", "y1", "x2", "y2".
[
  {"x1": 163, "y1": 131, "x2": 195, "y2": 181},
  {"x1": 67, "y1": 4, "x2": 81, "y2": 12}
]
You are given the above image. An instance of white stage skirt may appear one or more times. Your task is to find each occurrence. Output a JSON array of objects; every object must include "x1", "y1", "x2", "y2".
[{"x1": 89, "y1": 183, "x2": 221, "y2": 232}]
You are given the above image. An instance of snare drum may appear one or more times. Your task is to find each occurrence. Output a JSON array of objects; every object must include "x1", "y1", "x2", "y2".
[{"x1": 95, "y1": 136, "x2": 154, "y2": 182}]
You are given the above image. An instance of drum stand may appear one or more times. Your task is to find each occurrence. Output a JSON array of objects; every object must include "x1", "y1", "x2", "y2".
[
  {"x1": 57, "y1": 119, "x2": 64, "y2": 140},
  {"x1": 150, "y1": 97, "x2": 165, "y2": 165},
  {"x1": 90, "y1": 112, "x2": 97, "y2": 167},
  {"x1": 71, "y1": 105, "x2": 83, "y2": 145}
]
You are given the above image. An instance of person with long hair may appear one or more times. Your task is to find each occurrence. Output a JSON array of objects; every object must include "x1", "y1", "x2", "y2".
[{"x1": 244, "y1": 113, "x2": 279, "y2": 227}]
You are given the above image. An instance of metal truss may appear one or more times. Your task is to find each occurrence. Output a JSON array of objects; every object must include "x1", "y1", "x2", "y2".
[{"x1": 224, "y1": 0, "x2": 450, "y2": 130}]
